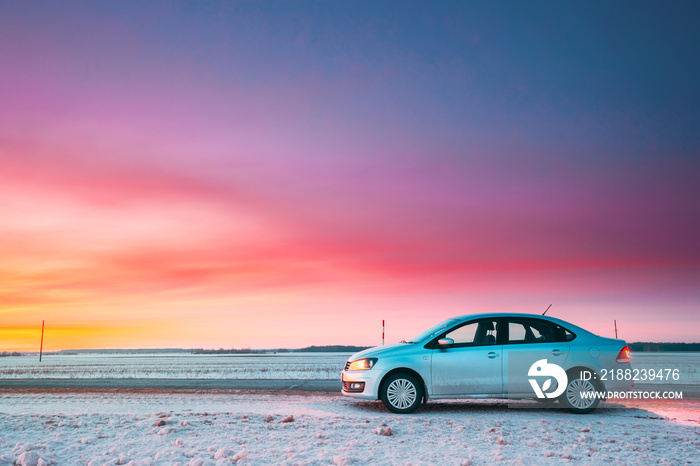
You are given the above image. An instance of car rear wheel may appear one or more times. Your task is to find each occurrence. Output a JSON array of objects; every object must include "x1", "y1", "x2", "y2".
[
  {"x1": 559, "y1": 373, "x2": 600, "y2": 414},
  {"x1": 381, "y1": 373, "x2": 423, "y2": 414}
]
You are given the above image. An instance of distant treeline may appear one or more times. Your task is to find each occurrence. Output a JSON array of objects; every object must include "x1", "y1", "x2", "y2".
[
  {"x1": 192, "y1": 348, "x2": 268, "y2": 354},
  {"x1": 296, "y1": 345, "x2": 370, "y2": 353},
  {"x1": 15, "y1": 344, "x2": 700, "y2": 355},
  {"x1": 629, "y1": 342, "x2": 700, "y2": 352},
  {"x1": 192, "y1": 345, "x2": 370, "y2": 355}
]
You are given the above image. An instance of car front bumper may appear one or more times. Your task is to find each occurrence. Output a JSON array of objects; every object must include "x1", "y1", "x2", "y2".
[{"x1": 340, "y1": 369, "x2": 385, "y2": 400}]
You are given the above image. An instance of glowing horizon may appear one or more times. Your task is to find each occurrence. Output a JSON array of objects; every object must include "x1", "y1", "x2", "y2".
[{"x1": 1, "y1": 2, "x2": 699, "y2": 351}]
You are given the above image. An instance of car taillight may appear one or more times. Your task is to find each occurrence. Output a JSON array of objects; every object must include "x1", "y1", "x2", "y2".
[{"x1": 616, "y1": 346, "x2": 631, "y2": 363}]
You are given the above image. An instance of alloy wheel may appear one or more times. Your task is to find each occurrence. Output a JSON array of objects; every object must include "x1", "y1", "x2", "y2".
[
  {"x1": 566, "y1": 378, "x2": 596, "y2": 409},
  {"x1": 386, "y1": 378, "x2": 417, "y2": 409}
]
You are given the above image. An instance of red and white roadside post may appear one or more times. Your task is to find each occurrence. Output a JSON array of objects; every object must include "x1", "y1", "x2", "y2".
[{"x1": 39, "y1": 320, "x2": 45, "y2": 362}]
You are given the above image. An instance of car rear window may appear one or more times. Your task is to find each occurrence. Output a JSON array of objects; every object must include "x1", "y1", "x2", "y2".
[{"x1": 560, "y1": 326, "x2": 576, "y2": 342}]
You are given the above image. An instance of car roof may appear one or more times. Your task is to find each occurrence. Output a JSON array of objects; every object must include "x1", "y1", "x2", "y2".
[{"x1": 450, "y1": 312, "x2": 593, "y2": 335}]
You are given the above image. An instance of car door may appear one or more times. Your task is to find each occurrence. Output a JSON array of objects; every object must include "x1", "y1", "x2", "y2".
[
  {"x1": 430, "y1": 319, "x2": 503, "y2": 397},
  {"x1": 502, "y1": 318, "x2": 570, "y2": 398}
]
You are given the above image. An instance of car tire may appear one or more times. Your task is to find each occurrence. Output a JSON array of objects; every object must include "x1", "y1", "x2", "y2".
[
  {"x1": 559, "y1": 371, "x2": 601, "y2": 414},
  {"x1": 381, "y1": 372, "x2": 423, "y2": 414}
]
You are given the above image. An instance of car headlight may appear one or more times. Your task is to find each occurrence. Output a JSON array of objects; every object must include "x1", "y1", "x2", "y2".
[{"x1": 347, "y1": 358, "x2": 377, "y2": 371}]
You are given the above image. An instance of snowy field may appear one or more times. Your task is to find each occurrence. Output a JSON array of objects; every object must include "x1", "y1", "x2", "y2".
[
  {"x1": 1, "y1": 352, "x2": 698, "y2": 464},
  {"x1": 0, "y1": 353, "x2": 351, "y2": 380},
  {"x1": 1, "y1": 352, "x2": 698, "y2": 383},
  {"x1": 0, "y1": 391, "x2": 698, "y2": 465},
  {"x1": 627, "y1": 352, "x2": 700, "y2": 384}
]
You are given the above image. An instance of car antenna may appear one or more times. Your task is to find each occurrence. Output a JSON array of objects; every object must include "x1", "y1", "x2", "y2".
[{"x1": 542, "y1": 304, "x2": 552, "y2": 316}]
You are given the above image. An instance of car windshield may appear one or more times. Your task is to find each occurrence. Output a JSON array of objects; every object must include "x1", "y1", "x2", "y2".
[{"x1": 407, "y1": 318, "x2": 460, "y2": 343}]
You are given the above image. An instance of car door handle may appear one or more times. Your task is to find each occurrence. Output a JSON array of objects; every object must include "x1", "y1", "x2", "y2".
[
  {"x1": 487, "y1": 352, "x2": 499, "y2": 359},
  {"x1": 551, "y1": 349, "x2": 562, "y2": 356}
]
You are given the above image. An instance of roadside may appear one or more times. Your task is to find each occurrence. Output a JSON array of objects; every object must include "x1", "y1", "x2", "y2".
[
  {"x1": 1, "y1": 392, "x2": 698, "y2": 465},
  {"x1": 0, "y1": 378, "x2": 342, "y2": 392},
  {"x1": 1, "y1": 379, "x2": 698, "y2": 401}
]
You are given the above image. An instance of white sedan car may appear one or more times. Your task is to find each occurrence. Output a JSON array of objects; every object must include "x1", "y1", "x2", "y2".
[{"x1": 341, "y1": 313, "x2": 633, "y2": 414}]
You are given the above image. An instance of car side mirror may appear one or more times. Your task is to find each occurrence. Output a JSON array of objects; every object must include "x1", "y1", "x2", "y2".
[{"x1": 438, "y1": 338, "x2": 454, "y2": 347}]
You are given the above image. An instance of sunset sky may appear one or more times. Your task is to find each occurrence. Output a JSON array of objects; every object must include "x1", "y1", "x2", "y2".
[{"x1": 1, "y1": 2, "x2": 699, "y2": 351}]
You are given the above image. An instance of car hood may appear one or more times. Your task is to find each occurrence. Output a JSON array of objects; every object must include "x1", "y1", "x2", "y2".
[{"x1": 347, "y1": 342, "x2": 416, "y2": 361}]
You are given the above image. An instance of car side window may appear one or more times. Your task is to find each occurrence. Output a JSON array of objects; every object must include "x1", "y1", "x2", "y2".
[
  {"x1": 446, "y1": 322, "x2": 478, "y2": 345},
  {"x1": 444, "y1": 319, "x2": 498, "y2": 347},
  {"x1": 508, "y1": 323, "x2": 527, "y2": 343},
  {"x1": 507, "y1": 319, "x2": 558, "y2": 344},
  {"x1": 529, "y1": 320, "x2": 556, "y2": 343}
]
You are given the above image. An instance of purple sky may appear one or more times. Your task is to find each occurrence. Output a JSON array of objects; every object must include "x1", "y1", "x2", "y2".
[{"x1": 0, "y1": 2, "x2": 698, "y2": 350}]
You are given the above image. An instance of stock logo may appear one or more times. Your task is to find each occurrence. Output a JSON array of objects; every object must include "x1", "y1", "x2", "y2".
[{"x1": 528, "y1": 359, "x2": 567, "y2": 399}]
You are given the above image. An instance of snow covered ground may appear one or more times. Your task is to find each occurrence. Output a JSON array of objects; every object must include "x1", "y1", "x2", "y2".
[
  {"x1": 628, "y1": 352, "x2": 700, "y2": 384},
  {"x1": 0, "y1": 391, "x2": 698, "y2": 465},
  {"x1": 0, "y1": 354, "x2": 350, "y2": 380}
]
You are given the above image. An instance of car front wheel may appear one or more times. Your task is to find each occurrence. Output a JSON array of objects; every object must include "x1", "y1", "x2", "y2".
[
  {"x1": 559, "y1": 372, "x2": 601, "y2": 414},
  {"x1": 381, "y1": 373, "x2": 423, "y2": 414}
]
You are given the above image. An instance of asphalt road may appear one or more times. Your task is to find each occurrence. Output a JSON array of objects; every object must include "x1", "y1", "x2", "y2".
[
  {"x1": 1, "y1": 379, "x2": 697, "y2": 400},
  {"x1": 0, "y1": 378, "x2": 343, "y2": 392}
]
